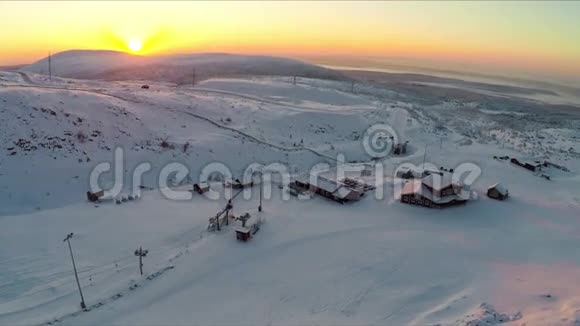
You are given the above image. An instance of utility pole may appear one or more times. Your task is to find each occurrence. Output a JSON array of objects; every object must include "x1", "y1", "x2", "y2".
[
  {"x1": 258, "y1": 171, "x2": 263, "y2": 212},
  {"x1": 293, "y1": 76, "x2": 296, "y2": 85},
  {"x1": 63, "y1": 233, "x2": 86, "y2": 309},
  {"x1": 351, "y1": 80, "x2": 355, "y2": 93},
  {"x1": 215, "y1": 210, "x2": 221, "y2": 231},
  {"x1": 48, "y1": 52, "x2": 52, "y2": 82},
  {"x1": 209, "y1": 189, "x2": 242, "y2": 232},
  {"x1": 134, "y1": 247, "x2": 148, "y2": 276},
  {"x1": 225, "y1": 199, "x2": 232, "y2": 225},
  {"x1": 421, "y1": 145, "x2": 428, "y2": 175},
  {"x1": 192, "y1": 68, "x2": 196, "y2": 86}
]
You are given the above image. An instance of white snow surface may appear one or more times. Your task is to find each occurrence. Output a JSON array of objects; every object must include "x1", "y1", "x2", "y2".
[
  {"x1": 0, "y1": 70, "x2": 579, "y2": 326},
  {"x1": 21, "y1": 51, "x2": 344, "y2": 82}
]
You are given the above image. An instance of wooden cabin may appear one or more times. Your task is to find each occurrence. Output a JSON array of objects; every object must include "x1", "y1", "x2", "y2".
[
  {"x1": 288, "y1": 182, "x2": 305, "y2": 197},
  {"x1": 226, "y1": 178, "x2": 254, "y2": 189},
  {"x1": 294, "y1": 175, "x2": 363, "y2": 204},
  {"x1": 524, "y1": 162, "x2": 541, "y2": 172},
  {"x1": 511, "y1": 158, "x2": 542, "y2": 172},
  {"x1": 235, "y1": 227, "x2": 252, "y2": 241},
  {"x1": 400, "y1": 174, "x2": 469, "y2": 208},
  {"x1": 235, "y1": 213, "x2": 261, "y2": 241},
  {"x1": 543, "y1": 161, "x2": 570, "y2": 172},
  {"x1": 86, "y1": 190, "x2": 104, "y2": 202},
  {"x1": 393, "y1": 141, "x2": 408, "y2": 155},
  {"x1": 511, "y1": 158, "x2": 524, "y2": 167},
  {"x1": 193, "y1": 182, "x2": 210, "y2": 194},
  {"x1": 487, "y1": 183, "x2": 509, "y2": 200}
]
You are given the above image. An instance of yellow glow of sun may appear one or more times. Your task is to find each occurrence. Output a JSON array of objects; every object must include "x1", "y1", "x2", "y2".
[{"x1": 128, "y1": 39, "x2": 143, "y2": 53}]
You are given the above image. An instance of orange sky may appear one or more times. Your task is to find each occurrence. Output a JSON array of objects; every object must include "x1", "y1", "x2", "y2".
[{"x1": 0, "y1": 1, "x2": 579, "y2": 84}]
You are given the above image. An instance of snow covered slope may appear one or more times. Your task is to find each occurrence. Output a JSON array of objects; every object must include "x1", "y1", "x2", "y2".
[
  {"x1": 1, "y1": 69, "x2": 580, "y2": 326},
  {"x1": 22, "y1": 51, "x2": 345, "y2": 82}
]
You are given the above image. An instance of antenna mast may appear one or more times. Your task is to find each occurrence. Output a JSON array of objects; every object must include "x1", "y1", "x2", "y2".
[
  {"x1": 421, "y1": 144, "x2": 427, "y2": 173},
  {"x1": 48, "y1": 52, "x2": 52, "y2": 81}
]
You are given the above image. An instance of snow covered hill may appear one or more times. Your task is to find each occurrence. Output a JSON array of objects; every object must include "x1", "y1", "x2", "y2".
[
  {"x1": 22, "y1": 51, "x2": 346, "y2": 83},
  {"x1": 1, "y1": 69, "x2": 580, "y2": 325}
]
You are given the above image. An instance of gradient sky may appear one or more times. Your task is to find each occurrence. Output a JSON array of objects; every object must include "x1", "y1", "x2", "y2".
[{"x1": 0, "y1": 1, "x2": 579, "y2": 83}]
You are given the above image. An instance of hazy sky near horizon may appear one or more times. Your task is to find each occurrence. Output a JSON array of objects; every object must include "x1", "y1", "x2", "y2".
[{"x1": 1, "y1": 1, "x2": 579, "y2": 84}]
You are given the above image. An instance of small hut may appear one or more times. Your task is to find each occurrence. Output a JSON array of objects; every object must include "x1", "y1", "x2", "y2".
[
  {"x1": 235, "y1": 213, "x2": 261, "y2": 242},
  {"x1": 87, "y1": 190, "x2": 104, "y2": 202},
  {"x1": 193, "y1": 182, "x2": 210, "y2": 194},
  {"x1": 235, "y1": 227, "x2": 252, "y2": 241},
  {"x1": 393, "y1": 141, "x2": 408, "y2": 155},
  {"x1": 400, "y1": 174, "x2": 469, "y2": 208},
  {"x1": 288, "y1": 182, "x2": 305, "y2": 197},
  {"x1": 226, "y1": 178, "x2": 254, "y2": 189},
  {"x1": 487, "y1": 183, "x2": 509, "y2": 200},
  {"x1": 294, "y1": 175, "x2": 363, "y2": 204}
]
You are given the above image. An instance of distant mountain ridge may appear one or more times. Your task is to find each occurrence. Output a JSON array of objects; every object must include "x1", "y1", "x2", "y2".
[{"x1": 22, "y1": 50, "x2": 346, "y2": 83}]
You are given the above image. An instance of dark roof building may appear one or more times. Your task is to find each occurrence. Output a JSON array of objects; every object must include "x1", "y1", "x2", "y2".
[
  {"x1": 487, "y1": 183, "x2": 509, "y2": 200},
  {"x1": 295, "y1": 174, "x2": 364, "y2": 204},
  {"x1": 400, "y1": 174, "x2": 469, "y2": 208}
]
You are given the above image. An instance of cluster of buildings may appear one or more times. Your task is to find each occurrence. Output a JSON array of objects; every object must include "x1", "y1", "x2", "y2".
[
  {"x1": 394, "y1": 159, "x2": 514, "y2": 208},
  {"x1": 496, "y1": 155, "x2": 572, "y2": 181},
  {"x1": 399, "y1": 173, "x2": 470, "y2": 208},
  {"x1": 292, "y1": 174, "x2": 366, "y2": 204},
  {"x1": 497, "y1": 155, "x2": 570, "y2": 175},
  {"x1": 191, "y1": 156, "x2": 518, "y2": 217},
  {"x1": 286, "y1": 160, "x2": 512, "y2": 209},
  {"x1": 510, "y1": 158, "x2": 543, "y2": 172}
]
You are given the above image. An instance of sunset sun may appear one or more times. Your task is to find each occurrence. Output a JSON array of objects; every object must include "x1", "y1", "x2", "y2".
[{"x1": 127, "y1": 39, "x2": 143, "y2": 53}]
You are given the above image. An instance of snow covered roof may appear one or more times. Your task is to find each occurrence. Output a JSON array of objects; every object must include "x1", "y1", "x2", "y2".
[
  {"x1": 421, "y1": 173, "x2": 456, "y2": 191},
  {"x1": 335, "y1": 185, "x2": 362, "y2": 199},
  {"x1": 234, "y1": 226, "x2": 251, "y2": 233},
  {"x1": 295, "y1": 174, "x2": 362, "y2": 200},
  {"x1": 488, "y1": 183, "x2": 508, "y2": 195},
  {"x1": 295, "y1": 174, "x2": 339, "y2": 192},
  {"x1": 401, "y1": 180, "x2": 423, "y2": 197},
  {"x1": 316, "y1": 176, "x2": 341, "y2": 193},
  {"x1": 401, "y1": 179, "x2": 469, "y2": 204}
]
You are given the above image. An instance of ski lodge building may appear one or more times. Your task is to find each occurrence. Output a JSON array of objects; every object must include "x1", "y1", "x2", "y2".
[
  {"x1": 400, "y1": 174, "x2": 470, "y2": 208},
  {"x1": 294, "y1": 174, "x2": 364, "y2": 204},
  {"x1": 487, "y1": 183, "x2": 509, "y2": 200}
]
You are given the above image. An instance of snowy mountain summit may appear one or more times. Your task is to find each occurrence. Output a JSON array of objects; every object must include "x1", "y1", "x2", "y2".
[{"x1": 23, "y1": 50, "x2": 345, "y2": 82}]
